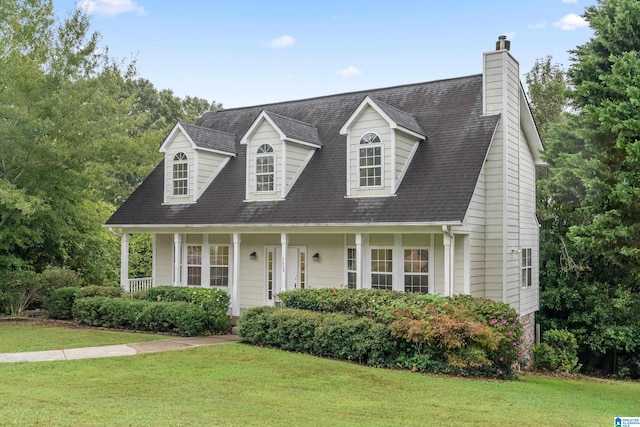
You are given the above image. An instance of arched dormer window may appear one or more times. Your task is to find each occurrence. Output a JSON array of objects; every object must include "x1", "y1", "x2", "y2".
[
  {"x1": 256, "y1": 144, "x2": 275, "y2": 193},
  {"x1": 359, "y1": 133, "x2": 382, "y2": 187},
  {"x1": 172, "y1": 152, "x2": 188, "y2": 196}
]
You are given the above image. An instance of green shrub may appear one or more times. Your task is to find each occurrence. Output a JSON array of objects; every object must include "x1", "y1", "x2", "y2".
[
  {"x1": 72, "y1": 297, "x2": 214, "y2": 336},
  {"x1": 141, "y1": 286, "x2": 229, "y2": 332},
  {"x1": 313, "y1": 312, "x2": 397, "y2": 366},
  {"x1": 237, "y1": 306, "x2": 276, "y2": 345},
  {"x1": 39, "y1": 268, "x2": 83, "y2": 301},
  {"x1": 76, "y1": 285, "x2": 123, "y2": 299},
  {"x1": 0, "y1": 270, "x2": 42, "y2": 316},
  {"x1": 533, "y1": 329, "x2": 581, "y2": 373},
  {"x1": 0, "y1": 292, "x2": 8, "y2": 315},
  {"x1": 277, "y1": 289, "x2": 524, "y2": 378},
  {"x1": 239, "y1": 307, "x2": 397, "y2": 367},
  {"x1": 46, "y1": 287, "x2": 80, "y2": 320}
]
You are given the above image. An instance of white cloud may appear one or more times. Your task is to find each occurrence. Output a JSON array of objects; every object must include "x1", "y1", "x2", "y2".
[
  {"x1": 528, "y1": 22, "x2": 546, "y2": 29},
  {"x1": 339, "y1": 65, "x2": 362, "y2": 77},
  {"x1": 562, "y1": 0, "x2": 578, "y2": 3},
  {"x1": 267, "y1": 35, "x2": 295, "y2": 49},
  {"x1": 503, "y1": 31, "x2": 516, "y2": 40},
  {"x1": 77, "y1": 0, "x2": 145, "y2": 16},
  {"x1": 554, "y1": 13, "x2": 588, "y2": 30}
]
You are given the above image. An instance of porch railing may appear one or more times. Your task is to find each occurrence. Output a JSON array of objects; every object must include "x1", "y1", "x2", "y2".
[{"x1": 127, "y1": 277, "x2": 154, "y2": 293}]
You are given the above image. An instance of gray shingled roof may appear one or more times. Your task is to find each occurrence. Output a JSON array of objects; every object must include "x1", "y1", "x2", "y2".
[
  {"x1": 179, "y1": 122, "x2": 236, "y2": 154},
  {"x1": 369, "y1": 97, "x2": 425, "y2": 136},
  {"x1": 107, "y1": 74, "x2": 499, "y2": 226},
  {"x1": 264, "y1": 111, "x2": 322, "y2": 146}
]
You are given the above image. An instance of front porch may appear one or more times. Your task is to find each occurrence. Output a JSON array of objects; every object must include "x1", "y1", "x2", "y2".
[{"x1": 117, "y1": 228, "x2": 478, "y2": 316}]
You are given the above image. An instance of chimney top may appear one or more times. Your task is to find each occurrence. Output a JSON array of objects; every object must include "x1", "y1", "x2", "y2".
[{"x1": 496, "y1": 35, "x2": 511, "y2": 51}]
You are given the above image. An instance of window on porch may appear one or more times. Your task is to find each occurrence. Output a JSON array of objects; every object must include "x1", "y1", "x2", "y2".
[
  {"x1": 371, "y1": 248, "x2": 393, "y2": 290},
  {"x1": 187, "y1": 245, "x2": 202, "y2": 286},
  {"x1": 404, "y1": 249, "x2": 429, "y2": 293},
  {"x1": 210, "y1": 245, "x2": 229, "y2": 287},
  {"x1": 347, "y1": 247, "x2": 357, "y2": 289}
]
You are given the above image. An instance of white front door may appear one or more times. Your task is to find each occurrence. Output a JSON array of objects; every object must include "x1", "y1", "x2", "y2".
[{"x1": 265, "y1": 246, "x2": 306, "y2": 305}]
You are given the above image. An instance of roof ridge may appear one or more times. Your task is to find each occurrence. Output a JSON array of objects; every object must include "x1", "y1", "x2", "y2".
[{"x1": 207, "y1": 73, "x2": 483, "y2": 114}]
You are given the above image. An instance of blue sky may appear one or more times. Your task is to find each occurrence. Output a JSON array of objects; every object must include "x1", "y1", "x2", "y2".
[{"x1": 54, "y1": 0, "x2": 594, "y2": 108}]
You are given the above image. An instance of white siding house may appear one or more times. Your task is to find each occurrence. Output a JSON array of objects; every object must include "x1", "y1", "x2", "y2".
[{"x1": 107, "y1": 36, "x2": 544, "y2": 347}]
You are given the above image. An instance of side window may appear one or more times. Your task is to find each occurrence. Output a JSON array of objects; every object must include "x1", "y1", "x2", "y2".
[
  {"x1": 521, "y1": 248, "x2": 532, "y2": 287},
  {"x1": 359, "y1": 133, "x2": 382, "y2": 187},
  {"x1": 173, "y1": 152, "x2": 188, "y2": 196},
  {"x1": 256, "y1": 144, "x2": 275, "y2": 192}
]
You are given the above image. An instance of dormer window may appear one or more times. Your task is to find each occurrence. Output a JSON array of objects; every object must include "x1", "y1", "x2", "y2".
[
  {"x1": 172, "y1": 152, "x2": 189, "y2": 196},
  {"x1": 256, "y1": 144, "x2": 275, "y2": 193},
  {"x1": 359, "y1": 133, "x2": 382, "y2": 187}
]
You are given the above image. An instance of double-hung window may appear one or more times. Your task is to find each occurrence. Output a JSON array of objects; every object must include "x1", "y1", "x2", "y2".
[
  {"x1": 187, "y1": 245, "x2": 202, "y2": 286},
  {"x1": 521, "y1": 248, "x2": 532, "y2": 287},
  {"x1": 404, "y1": 249, "x2": 429, "y2": 293},
  {"x1": 173, "y1": 152, "x2": 188, "y2": 196},
  {"x1": 371, "y1": 248, "x2": 392, "y2": 290},
  {"x1": 210, "y1": 245, "x2": 229, "y2": 287},
  {"x1": 256, "y1": 144, "x2": 275, "y2": 192},
  {"x1": 359, "y1": 133, "x2": 382, "y2": 187}
]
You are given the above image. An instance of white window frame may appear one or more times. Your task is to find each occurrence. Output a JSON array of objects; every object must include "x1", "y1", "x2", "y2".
[
  {"x1": 172, "y1": 152, "x2": 189, "y2": 196},
  {"x1": 403, "y1": 247, "x2": 430, "y2": 293},
  {"x1": 209, "y1": 245, "x2": 230, "y2": 287},
  {"x1": 346, "y1": 246, "x2": 357, "y2": 289},
  {"x1": 370, "y1": 247, "x2": 393, "y2": 290},
  {"x1": 358, "y1": 132, "x2": 383, "y2": 188},
  {"x1": 521, "y1": 247, "x2": 532, "y2": 288},
  {"x1": 256, "y1": 144, "x2": 276, "y2": 193},
  {"x1": 186, "y1": 244, "x2": 202, "y2": 286}
]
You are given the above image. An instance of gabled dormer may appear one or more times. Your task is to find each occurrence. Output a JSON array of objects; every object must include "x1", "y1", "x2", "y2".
[
  {"x1": 159, "y1": 122, "x2": 236, "y2": 204},
  {"x1": 241, "y1": 111, "x2": 321, "y2": 201},
  {"x1": 340, "y1": 96, "x2": 426, "y2": 197}
]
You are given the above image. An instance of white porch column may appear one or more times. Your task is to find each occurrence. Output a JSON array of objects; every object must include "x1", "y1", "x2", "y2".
[
  {"x1": 232, "y1": 233, "x2": 241, "y2": 316},
  {"x1": 173, "y1": 233, "x2": 182, "y2": 286},
  {"x1": 280, "y1": 233, "x2": 288, "y2": 294},
  {"x1": 120, "y1": 232, "x2": 130, "y2": 293},
  {"x1": 393, "y1": 234, "x2": 403, "y2": 292},
  {"x1": 442, "y1": 226, "x2": 454, "y2": 297},
  {"x1": 355, "y1": 233, "x2": 363, "y2": 289}
]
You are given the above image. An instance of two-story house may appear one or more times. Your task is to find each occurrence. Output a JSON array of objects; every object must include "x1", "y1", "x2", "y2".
[{"x1": 106, "y1": 36, "x2": 544, "y2": 348}]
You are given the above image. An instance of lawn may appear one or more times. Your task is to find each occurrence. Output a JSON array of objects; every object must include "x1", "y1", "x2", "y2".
[
  {"x1": 0, "y1": 320, "x2": 168, "y2": 352},
  {"x1": 1, "y1": 324, "x2": 638, "y2": 426}
]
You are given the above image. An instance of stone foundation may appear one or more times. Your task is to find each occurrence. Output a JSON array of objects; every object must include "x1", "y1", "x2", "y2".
[{"x1": 520, "y1": 312, "x2": 536, "y2": 368}]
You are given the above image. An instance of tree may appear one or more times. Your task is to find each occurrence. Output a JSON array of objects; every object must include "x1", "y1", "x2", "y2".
[
  {"x1": 525, "y1": 56, "x2": 567, "y2": 140},
  {"x1": 537, "y1": 0, "x2": 640, "y2": 378},
  {"x1": 0, "y1": 0, "x2": 221, "y2": 285}
]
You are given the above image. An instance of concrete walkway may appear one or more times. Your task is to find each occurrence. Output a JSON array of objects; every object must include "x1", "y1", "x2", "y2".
[{"x1": 0, "y1": 335, "x2": 242, "y2": 363}]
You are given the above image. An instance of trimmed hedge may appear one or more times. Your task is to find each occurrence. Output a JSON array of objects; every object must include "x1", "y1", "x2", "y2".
[
  {"x1": 72, "y1": 297, "x2": 214, "y2": 336},
  {"x1": 76, "y1": 285, "x2": 123, "y2": 299},
  {"x1": 46, "y1": 287, "x2": 80, "y2": 320},
  {"x1": 257, "y1": 289, "x2": 524, "y2": 378},
  {"x1": 239, "y1": 307, "x2": 397, "y2": 367},
  {"x1": 138, "y1": 286, "x2": 229, "y2": 333}
]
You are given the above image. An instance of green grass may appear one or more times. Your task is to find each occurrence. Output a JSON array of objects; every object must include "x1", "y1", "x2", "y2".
[
  {"x1": 0, "y1": 321, "x2": 168, "y2": 352},
  {"x1": 1, "y1": 334, "x2": 638, "y2": 426}
]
